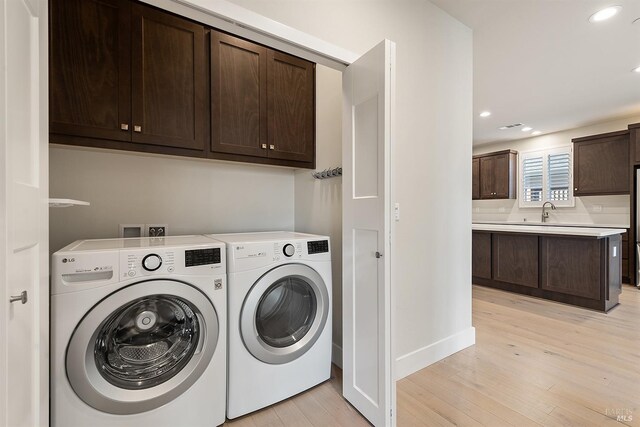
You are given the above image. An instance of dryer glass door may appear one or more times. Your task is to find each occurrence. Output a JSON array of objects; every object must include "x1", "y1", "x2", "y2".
[
  {"x1": 240, "y1": 264, "x2": 329, "y2": 364},
  {"x1": 256, "y1": 277, "x2": 317, "y2": 348}
]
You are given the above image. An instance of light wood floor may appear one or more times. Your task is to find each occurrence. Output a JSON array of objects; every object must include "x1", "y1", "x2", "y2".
[{"x1": 226, "y1": 285, "x2": 640, "y2": 426}]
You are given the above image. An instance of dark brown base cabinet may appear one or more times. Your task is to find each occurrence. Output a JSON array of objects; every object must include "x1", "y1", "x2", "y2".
[{"x1": 472, "y1": 231, "x2": 622, "y2": 312}]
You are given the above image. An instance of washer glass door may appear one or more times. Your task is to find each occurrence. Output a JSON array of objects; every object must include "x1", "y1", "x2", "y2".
[
  {"x1": 94, "y1": 295, "x2": 200, "y2": 389},
  {"x1": 66, "y1": 280, "x2": 219, "y2": 415},
  {"x1": 241, "y1": 264, "x2": 329, "y2": 364}
]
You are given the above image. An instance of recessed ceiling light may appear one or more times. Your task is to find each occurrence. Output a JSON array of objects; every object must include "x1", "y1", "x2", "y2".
[
  {"x1": 521, "y1": 127, "x2": 533, "y2": 132},
  {"x1": 479, "y1": 111, "x2": 491, "y2": 118},
  {"x1": 589, "y1": 6, "x2": 622, "y2": 23},
  {"x1": 532, "y1": 130, "x2": 542, "y2": 136},
  {"x1": 633, "y1": 66, "x2": 640, "y2": 73}
]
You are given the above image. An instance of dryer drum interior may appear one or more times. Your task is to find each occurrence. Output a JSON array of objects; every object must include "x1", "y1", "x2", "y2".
[
  {"x1": 255, "y1": 277, "x2": 318, "y2": 348},
  {"x1": 241, "y1": 264, "x2": 330, "y2": 365}
]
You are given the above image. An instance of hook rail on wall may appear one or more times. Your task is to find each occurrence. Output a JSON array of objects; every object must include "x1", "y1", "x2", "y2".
[{"x1": 311, "y1": 167, "x2": 342, "y2": 180}]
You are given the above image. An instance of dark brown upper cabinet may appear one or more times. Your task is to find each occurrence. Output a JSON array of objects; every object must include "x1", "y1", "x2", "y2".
[
  {"x1": 572, "y1": 130, "x2": 629, "y2": 196},
  {"x1": 473, "y1": 150, "x2": 517, "y2": 200},
  {"x1": 50, "y1": 0, "x2": 206, "y2": 155},
  {"x1": 472, "y1": 158, "x2": 480, "y2": 200},
  {"x1": 50, "y1": 0, "x2": 316, "y2": 168},
  {"x1": 211, "y1": 31, "x2": 267, "y2": 158},
  {"x1": 130, "y1": 3, "x2": 206, "y2": 151},
  {"x1": 267, "y1": 50, "x2": 315, "y2": 163},
  {"x1": 49, "y1": 0, "x2": 131, "y2": 142},
  {"x1": 211, "y1": 31, "x2": 315, "y2": 168}
]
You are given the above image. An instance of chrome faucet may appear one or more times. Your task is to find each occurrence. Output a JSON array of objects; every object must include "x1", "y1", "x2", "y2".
[{"x1": 541, "y1": 201, "x2": 557, "y2": 223}]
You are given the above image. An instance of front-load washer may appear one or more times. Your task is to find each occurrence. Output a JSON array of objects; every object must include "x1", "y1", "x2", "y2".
[
  {"x1": 51, "y1": 235, "x2": 227, "y2": 427},
  {"x1": 205, "y1": 231, "x2": 332, "y2": 419}
]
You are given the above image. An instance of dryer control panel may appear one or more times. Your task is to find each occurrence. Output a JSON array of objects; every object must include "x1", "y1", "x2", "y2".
[{"x1": 227, "y1": 238, "x2": 331, "y2": 272}]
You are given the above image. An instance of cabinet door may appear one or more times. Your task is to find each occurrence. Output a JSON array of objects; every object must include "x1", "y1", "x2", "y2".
[
  {"x1": 493, "y1": 154, "x2": 511, "y2": 198},
  {"x1": 267, "y1": 50, "x2": 315, "y2": 163},
  {"x1": 492, "y1": 233, "x2": 539, "y2": 288},
  {"x1": 540, "y1": 236, "x2": 601, "y2": 299},
  {"x1": 131, "y1": 3, "x2": 206, "y2": 151},
  {"x1": 573, "y1": 134, "x2": 629, "y2": 196},
  {"x1": 472, "y1": 232, "x2": 491, "y2": 279},
  {"x1": 479, "y1": 156, "x2": 495, "y2": 198},
  {"x1": 211, "y1": 32, "x2": 267, "y2": 157},
  {"x1": 49, "y1": 0, "x2": 131, "y2": 141},
  {"x1": 472, "y1": 158, "x2": 480, "y2": 200}
]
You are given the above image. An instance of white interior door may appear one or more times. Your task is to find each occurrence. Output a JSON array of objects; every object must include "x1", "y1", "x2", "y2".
[
  {"x1": 0, "y1": 0, "x2": 49, "y2": 426},
  {"x1": 342, "y1": 39, "x2": 395, "y2": 427}
]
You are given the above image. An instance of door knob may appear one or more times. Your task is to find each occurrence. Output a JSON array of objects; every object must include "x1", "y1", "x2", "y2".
[{"x1": 9, "y1": 290, "x2": 27, "y2": 304}]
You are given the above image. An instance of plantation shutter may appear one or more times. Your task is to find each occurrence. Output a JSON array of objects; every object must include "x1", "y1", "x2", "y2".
[
  {"x1": 547, "y1": 152, "x2": 571, "y2": 201},
  {"x1": 522, "y1": 156, "x2": 543, "y2": 202}
]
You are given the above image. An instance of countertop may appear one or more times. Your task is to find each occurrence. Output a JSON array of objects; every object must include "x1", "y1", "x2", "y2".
[
  {"x1": 472, "y1": 223, "x2": 626, "y2": 237},
  {"x1": 473, "y1": 220, "x2": 630, "y2": 229}
]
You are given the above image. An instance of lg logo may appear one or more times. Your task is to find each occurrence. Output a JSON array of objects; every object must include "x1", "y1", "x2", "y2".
[{"x1": 61, "y1": 257, "x2": 75, "y2": 263}]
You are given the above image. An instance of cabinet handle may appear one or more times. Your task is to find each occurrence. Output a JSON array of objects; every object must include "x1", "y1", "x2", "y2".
[
  {"x1": 269, "y1": 145, "x2": 275, "y2": 150},
  {"x1": 574, "y1": 187, "x2": 578, "y2": 191},
  {"x1": 120, "y1": 124, "x2": 129, "y2": 131},
  {"x1": 134, "y1": 125, "x2": 142, "y2": 133},
  {"x1": 261, "y1": 144, "x2": 267, "y2": 149}
]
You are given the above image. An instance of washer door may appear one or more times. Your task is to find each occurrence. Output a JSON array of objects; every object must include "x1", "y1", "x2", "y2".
[
  {"x1": 66, "y1": 280, "x2": 218, "y2": 415},
  {"x1": 240, "y1": 264, "x2": 329, "y2": 364}
]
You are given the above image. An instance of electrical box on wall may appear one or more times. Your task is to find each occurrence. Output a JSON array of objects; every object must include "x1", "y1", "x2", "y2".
[
  {"x1": 119, "y1": 224, "x2": 144, "y2": 238},
  {"x1": 147, "y1": 224, "x2": 168, "y2": 237}
]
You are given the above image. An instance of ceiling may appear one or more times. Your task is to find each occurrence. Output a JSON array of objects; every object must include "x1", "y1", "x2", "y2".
[{"x1": 429, "y1": 0, "x2": 640, "y2": 145}]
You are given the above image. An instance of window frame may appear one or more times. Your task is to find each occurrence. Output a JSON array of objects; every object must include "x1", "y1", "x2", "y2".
[{"x1": 518, "y1": 146, "x2": 574, "y2": 208}]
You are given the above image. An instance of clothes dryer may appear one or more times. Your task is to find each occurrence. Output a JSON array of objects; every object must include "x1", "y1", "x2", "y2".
[{"x1": 206, "y1": 231, "x2": 332, "y2": 419}]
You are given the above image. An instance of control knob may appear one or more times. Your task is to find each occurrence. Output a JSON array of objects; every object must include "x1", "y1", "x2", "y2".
[
  {"x1": 283, "y1": 244, "x2": 295, "y2": 257},
  {"x1": 142, "y1": 254, "x2": 162, "y2": 271}
]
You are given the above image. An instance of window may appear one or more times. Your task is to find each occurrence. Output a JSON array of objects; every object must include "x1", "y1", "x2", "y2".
[{"x1": 519, "y1": 146, "x2": 573, "y2": 207}]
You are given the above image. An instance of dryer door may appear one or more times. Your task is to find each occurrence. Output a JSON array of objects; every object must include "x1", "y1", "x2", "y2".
[
  {"x1": 240, "y1": 264, "x2": 329, "y2": 364},
  {"x1": 66, "y1": 279, "x2": 219, "y2": 415}
]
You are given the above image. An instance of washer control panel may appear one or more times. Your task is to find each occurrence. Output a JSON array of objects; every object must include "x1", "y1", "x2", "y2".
[
  {"x1": 307, "y1": 240, "x2": 329, "y2": 254},
  {"x1": 185, "y1": 248, "x2": 221, "y2": 267},
  {"x1": 120, "y1": 245, "x2": 224, "y2": 279}
]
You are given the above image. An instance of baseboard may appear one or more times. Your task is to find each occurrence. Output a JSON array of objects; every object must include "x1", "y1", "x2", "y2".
[
  {"x1": 332, "y1": 342, "x2": 343, "y2": 368},
  {"x1": 395, "y1": 327, "x2": 476, "y2": 380}
]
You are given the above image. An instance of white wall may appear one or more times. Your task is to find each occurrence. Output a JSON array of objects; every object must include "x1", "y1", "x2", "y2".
[
  {"x1": 49, "y1": 147, "x2": 295, "y2": 252},
  {"x1": 294, "y1": 65, "x2": 344, "y2": 365},
  {"x1": 229, "y1": 0, "x2": 475, "y2": 377},
  {"x1": 473, "y1": 115, "x2": 640, "y2": 227}
]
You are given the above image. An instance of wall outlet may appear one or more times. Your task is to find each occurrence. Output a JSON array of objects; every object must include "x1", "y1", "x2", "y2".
[
  {"x1": 592, "y1": 204, "x2": 603, "y2": 213},
  {"x1": 119, "y1": 224, "x2": 144, "y2": 238},
  {"x1": 146, "y1": 224, "x2": 168, "y2": 237}
]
